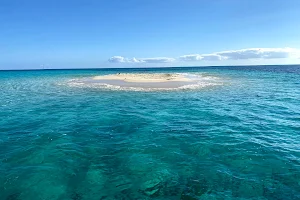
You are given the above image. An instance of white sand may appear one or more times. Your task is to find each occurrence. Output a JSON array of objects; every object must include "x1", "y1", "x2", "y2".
[
  {"x1": 68, "y1": 72, "x2": 223, "y2": 91},
  {"x1": 93, "y1": 73, "x2": 191, "y2": 83}
]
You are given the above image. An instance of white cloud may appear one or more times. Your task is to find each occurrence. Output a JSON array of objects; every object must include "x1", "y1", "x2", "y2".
[
  {"x1": 109, "y1": 48, "x2": 300, "y2": 64},
  {"x1": 180, "y1": 54, "x2": 225, "y2": 61},
  {"x1": 108, "y1": 56, "x2": 127, "y2": 63},
  {"x1": 108, "y1": 56, "x2": 175, "y2": 63},
  {"x1": 140, "y1": 57, "x2": 175, "y2": 63},
  {"x1": 180, "y1": 48, "x2": 300, "y2": 61},
  {"x1": 179, "y1": 54, "x2": 202, "y2": 61}
]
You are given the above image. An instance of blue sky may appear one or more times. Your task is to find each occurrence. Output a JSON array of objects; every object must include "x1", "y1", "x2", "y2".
[{"x1": 0, "y1": 0, "x2": 300, "y2": 69}]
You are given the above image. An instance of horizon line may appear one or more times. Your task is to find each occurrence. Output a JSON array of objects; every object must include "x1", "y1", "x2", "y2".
[{"x1": 0, "y1": 64, "x2": 299, "y2": 72}]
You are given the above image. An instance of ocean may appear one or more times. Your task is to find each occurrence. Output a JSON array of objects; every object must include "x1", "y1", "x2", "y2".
[{"x1": 0, "y1": 65, "x2": 300, "y2": 199}]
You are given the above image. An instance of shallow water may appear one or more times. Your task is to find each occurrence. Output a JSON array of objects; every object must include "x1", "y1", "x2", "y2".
[{"x1": 1, "y1": 65, "x2": 300, "y2": 199}]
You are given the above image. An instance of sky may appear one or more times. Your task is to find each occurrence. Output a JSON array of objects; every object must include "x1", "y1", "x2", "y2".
[{"x1": 0, "y1": 0, "x2": 300, "y2": 69}]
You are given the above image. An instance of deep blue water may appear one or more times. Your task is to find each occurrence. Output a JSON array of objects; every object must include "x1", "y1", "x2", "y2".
[{"x1": 0, "y1": 65, "x2": 300, "y2": 199}]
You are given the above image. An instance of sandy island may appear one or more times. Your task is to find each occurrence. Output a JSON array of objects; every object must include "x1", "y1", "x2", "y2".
[
  {"x1": 93, "y1": 73, "x2": 192, "y2": 83},
  {"x1": 68, "y1": 73, "x2": 221, "y2": 90}
]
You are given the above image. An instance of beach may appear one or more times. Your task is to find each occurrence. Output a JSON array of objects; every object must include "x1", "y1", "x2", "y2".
[
  {"x1": 93, "y1": 73, "x2": 192, "y2": 82},
  {"x1": 68, "y1": 72, "x2": 221, "y2": 90},
  {"x1": 89, "y1": 73, "x2": 197, "y2": 89}
]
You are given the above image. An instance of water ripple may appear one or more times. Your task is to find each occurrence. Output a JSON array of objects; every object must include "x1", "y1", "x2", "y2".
[{"x1": 0, "y1": 66, "x2": 300, "y2": 199}]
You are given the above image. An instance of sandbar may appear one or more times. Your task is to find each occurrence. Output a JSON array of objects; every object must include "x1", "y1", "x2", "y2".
[
  {"x1": 93, "y1": 73, "x2": 192, "y2": 83},
  {"x1": 68, "y1": 73, "x2": 221, "y2": 90}
]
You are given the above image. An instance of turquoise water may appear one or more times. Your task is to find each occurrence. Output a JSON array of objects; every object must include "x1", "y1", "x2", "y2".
[{"x1": 1, "y1": 65, "x2": 300, "y2": 200}]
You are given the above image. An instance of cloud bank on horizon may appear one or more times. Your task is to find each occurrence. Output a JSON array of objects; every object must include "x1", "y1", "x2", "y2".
[
  {"x1": 109, "y1": 48, "x2": 300, "y2": 63},
  {"x1": 108, "y1": 56, "x2": 175, "y2": 63}
]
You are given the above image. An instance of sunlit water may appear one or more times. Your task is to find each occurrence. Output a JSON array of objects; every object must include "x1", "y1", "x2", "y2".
[{"x1": 0, "y1": 65, "x2": 300, "y2": 200}]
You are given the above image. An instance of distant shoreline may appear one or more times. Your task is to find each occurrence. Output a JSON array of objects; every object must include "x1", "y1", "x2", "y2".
[{"x1": 0, "y1": 64, "x2": 299, "y2": 71}]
